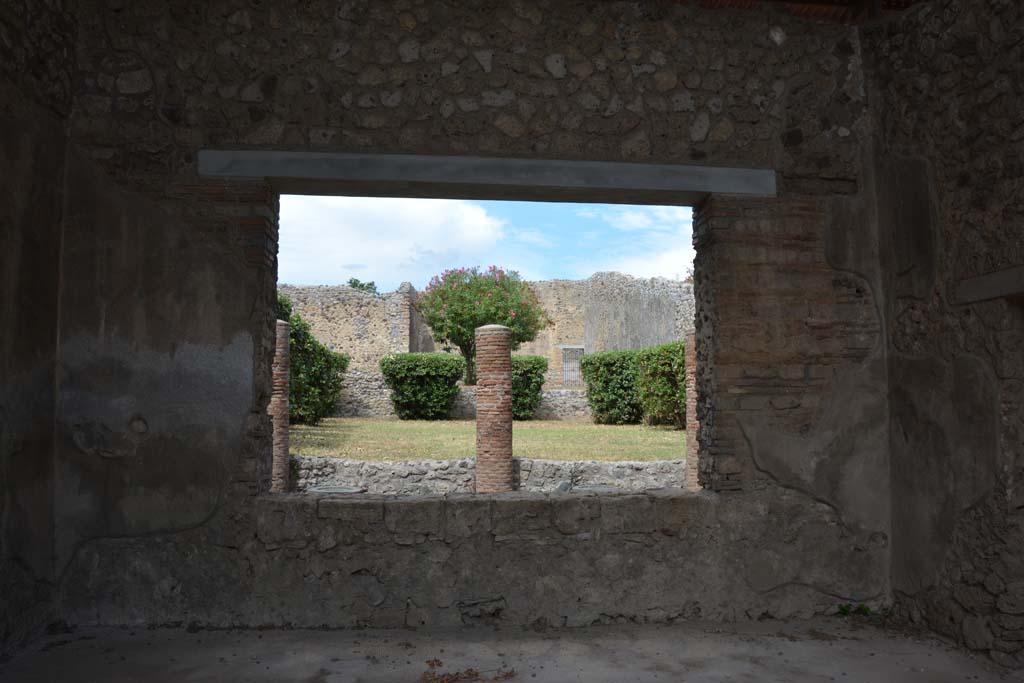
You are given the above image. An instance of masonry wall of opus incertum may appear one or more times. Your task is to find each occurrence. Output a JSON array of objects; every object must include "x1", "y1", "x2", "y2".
[
  {"x1": 1, "y1": 0, "x2": 1021, "y2": 667},
  {"x1": 281, "y1": 272, "x2": 695, "y2": 417}
]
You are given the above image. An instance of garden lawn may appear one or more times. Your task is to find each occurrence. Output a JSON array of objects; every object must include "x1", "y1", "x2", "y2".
[{"x1": 290, "y1": 417, "x2": 685, "y2": 462}]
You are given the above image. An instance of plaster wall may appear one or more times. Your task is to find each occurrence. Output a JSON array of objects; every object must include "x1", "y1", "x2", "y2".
[
  {"x1": 0, "y1": 0, "x2": 76, "y2": 656},
  {"x1": 0, "y1": 82, "x2": 64, "y2": 657},
  {"x1": 864, "y1": 0, "x2": 1024, "y2": 665}
]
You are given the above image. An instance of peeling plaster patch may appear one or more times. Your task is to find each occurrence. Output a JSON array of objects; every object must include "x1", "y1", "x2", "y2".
[{"x1": 740, "y1": 355, "x2": 890, "y2": 536}]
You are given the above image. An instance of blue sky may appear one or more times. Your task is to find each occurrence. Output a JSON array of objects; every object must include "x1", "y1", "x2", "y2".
[{"x1": 278, "y1": 195, "x2": 694, "y2": 292}]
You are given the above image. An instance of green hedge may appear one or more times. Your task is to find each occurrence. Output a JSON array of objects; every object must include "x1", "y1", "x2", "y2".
[
  {"x1": 580, "y1": 350, "x2": 643, "y2": 425},
  {"x1": 379, "y1": 353, "x2": 466, "y2": 420},
  {"x1": 511, "y1": 355, "x2": 548, "y2": 420},
  {"x1": 636, "y1": 341, "x2": 686, "y2": 428},
  {"x1": 277, "y1": 294, "x2": 350, "y2": 426}
]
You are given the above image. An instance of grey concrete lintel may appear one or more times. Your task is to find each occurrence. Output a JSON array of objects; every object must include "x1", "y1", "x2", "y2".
[
  {"x1": 197, "y1": 150, "x2": 776, "y2": 206},
  {"x1": 956, "y1": 265, "x2": 1024, "y2": 304}
]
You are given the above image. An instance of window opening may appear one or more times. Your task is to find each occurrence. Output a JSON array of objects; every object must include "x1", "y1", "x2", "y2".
[{"x1": 561, "y1": 346, "x2": 585, "y2": 386}]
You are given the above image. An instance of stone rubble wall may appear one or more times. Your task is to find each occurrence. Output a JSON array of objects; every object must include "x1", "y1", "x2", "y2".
[
  {"x1": 53, "y1": 0, "x2": 902, "y2": 644},
  {"x1": 63, "y1": 488, "x2": 888, "y2": 631},
  {"x1": 338, "y1": 370, "x2": 396, "y2": 418},
  {"x1": 278, "y1": 283, "x2": 430, "y2": 417},
  {"x1": 292, "y1": 454, "x2": 685, "y2": 495},
  {"x1": 451, "y1": 387, "x2": 591, "y2": 420},
  {"x1": 535, "y1": 389, "x2": 592, "y2": 420},
  {"x1": 517, "y1": 273, "x2": 695, "y2": 388},
  {"x1": 863, "y1": 0, "x2": 1024, "y2": 667}
]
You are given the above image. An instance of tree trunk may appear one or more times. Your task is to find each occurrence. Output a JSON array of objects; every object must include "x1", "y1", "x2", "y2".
[{"x1": 460, "y1": 344, "x2": 476, "y2": 385}]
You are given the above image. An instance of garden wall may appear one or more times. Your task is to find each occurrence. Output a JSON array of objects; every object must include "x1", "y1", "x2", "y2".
[
  {"x1": 517, "y1": 273, "x2": 696, "y2": 387},
  {"x1": 293, "y1": 455, "x2": 684, "y2": 495},
  {"x1": 279, "y1": 283, "x2": 432, "y2": 417},
  {"x1": 451, "y1": 387, "x2": 590, "y2": 420},
  {"x1": 282, "y1": 273, "x2": 696, "y2": 417}
]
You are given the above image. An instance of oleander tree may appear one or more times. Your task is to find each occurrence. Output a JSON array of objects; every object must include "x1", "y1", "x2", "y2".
[{"x1": 416, "y1": 266, "x2": 550, "y2": 385}]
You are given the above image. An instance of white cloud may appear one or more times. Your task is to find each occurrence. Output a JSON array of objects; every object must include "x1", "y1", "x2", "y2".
[
  {"x1": 279, "y1": 197, "x2": 695, "y2": 290},
  {"x1": 594, "y1": 205, "x2": 692, "y2": 232},
  {"x1": 515, "y1": 230, "x2": 556, "y2": 247},
  {"x1": 578, "y1": 205, "x2": 695, "y2": 280},
  {"x1": 278, "y1": 196, "x2": 506, "y2": 290},
  {"x1": 613, "y1": 210, "x2": 654, "y2": 231},
  {"x1": 603, "y1": 247, "x2": 695, "y2": 281}
]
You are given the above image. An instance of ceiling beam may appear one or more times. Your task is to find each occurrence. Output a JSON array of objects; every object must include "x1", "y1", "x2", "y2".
[{"x1": 198, "y1": 150, "x2": 778, "y2": 206}]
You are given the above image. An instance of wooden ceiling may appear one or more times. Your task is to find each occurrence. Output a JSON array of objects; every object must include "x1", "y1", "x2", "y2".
[{"x1": 693, "y1": 0, "x2": 928, "y2": 23}]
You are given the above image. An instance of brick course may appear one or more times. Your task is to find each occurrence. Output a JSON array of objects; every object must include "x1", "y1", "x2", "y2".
[
  {"x1": 269, "y1": 320, "x2": 291, "y2": 493},
  {"x1": 684, "y1": 330, "x2": 700, "y2": 491},
  {"x1": 475, "y1": 325, "x2": 514, "y2": 493}
]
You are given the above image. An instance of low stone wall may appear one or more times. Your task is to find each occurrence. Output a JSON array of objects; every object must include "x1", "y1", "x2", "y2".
[
  {"x1": 341, "y1": 383, "x2": 592, "y2": 419},
  {"x1": 292, "y1": 455, "x2": 685, "y2": 495},
  {"x1": 338, "y1": 369, "x2": 394, "y2": 417},
  {"x1": 450, "y1": 387, "x2": 476, "y2": 420},
  {"x1": 451, "y1": 387, "x2": 591, "y2": 420},
  {"x1": 62, "y1": 489, "x2": 887, "y2": 631},
  {"x1": 535, "y1": 389, "x2": 591, "y2": 419}
]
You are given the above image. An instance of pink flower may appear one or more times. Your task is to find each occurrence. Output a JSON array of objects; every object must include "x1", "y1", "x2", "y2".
[{"x1": 509, "y1": 310, "x2": 516, "y2": 317}]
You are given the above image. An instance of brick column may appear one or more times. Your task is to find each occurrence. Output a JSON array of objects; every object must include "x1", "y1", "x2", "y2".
[
  {"x1": 684, "y1": 330, "x2": 700, "y2": 491},
  {"x1": 269, "y1": 319, "x2": 290, "y2": 493},
  {"x1": 474, "y1": 324, "x2": 514, "y2": 493}
]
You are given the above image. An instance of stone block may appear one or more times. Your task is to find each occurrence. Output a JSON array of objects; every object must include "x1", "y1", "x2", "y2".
[
  {"x1": 551, "y1": 494, "x2": 601, "y2": 536},
  {"x1": 492, "y1": 492, "x2": 551, "y2": 538},
  {"x1": 384, "y1": 497, "x2": 445, "y2": 539},
  {"x1": 650, "y1": 490, "x2": 711, "y2": 535},
  {"x1": 998, "y1": 583, "x2": 1024, "y2": 615},
  {"x1": 256, "y1": 495, "x2": 318, "y2": 549},
  {"x1": 445, "y1": 495, "x2": 491, "y2": 539},
  {"x1": 601, "y1": 494, "x2": 657, "y2": 534},
  {"x1": 318, "y1": 496, "x2": 386, "y2": 523},
  {"x1": 963, "y1": 615, "x2": 994, "y2": 650},
  {"x1": 318, "y1": 496, "x2": 389, "y2": 543}
]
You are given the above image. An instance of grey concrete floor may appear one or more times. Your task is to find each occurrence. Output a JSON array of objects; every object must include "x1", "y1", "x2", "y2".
[{"x1": 1, "y1": 618, "x2": 1016, "y2": 682}]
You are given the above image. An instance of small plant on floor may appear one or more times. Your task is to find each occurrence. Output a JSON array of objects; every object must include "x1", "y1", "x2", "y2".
[
  {"x1": 416, "y1": 266, "x2": 551, "y2": 385},
  {"x1": 837, "y1": 603, "x2": 872, "y2": 617},
  {"x1": 277, "y1": 294, "x2": 350, "y2": 425},
  {"x1": 511, "y1": 355, "x2": 548, "y2": 420}
]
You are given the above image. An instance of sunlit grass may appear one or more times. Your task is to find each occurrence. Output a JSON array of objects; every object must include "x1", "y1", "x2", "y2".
[{"x1": 290, "y1": 417, "x2": 685, "y2": 462}]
